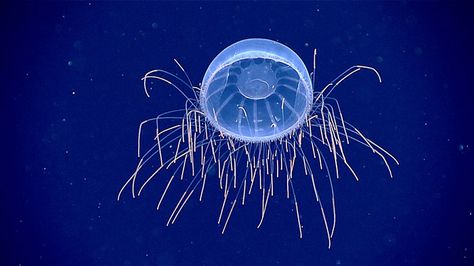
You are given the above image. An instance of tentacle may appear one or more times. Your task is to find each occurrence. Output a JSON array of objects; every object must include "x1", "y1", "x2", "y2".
[{"x1": 314, "y1": 65, "x2": 382, "y2": 103}]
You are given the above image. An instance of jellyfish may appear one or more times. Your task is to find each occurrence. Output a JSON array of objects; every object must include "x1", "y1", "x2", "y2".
[{"x1": 118, "y1": 38, "x2": 398, "y2": 248}]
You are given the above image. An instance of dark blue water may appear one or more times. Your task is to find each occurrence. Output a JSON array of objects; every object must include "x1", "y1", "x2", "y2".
[{"x1": 3, "y1": 2, "x2": 473, "y2": 265}]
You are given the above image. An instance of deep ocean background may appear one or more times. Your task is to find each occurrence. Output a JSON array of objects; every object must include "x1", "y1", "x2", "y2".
[{"x1": 2, "y1": 1, "x2": 473, "y2": 265}]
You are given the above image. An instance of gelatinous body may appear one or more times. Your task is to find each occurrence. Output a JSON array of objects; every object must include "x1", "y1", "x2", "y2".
[{"x1": 118, "y1": 38, "x2": 399, "y2": 248}]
